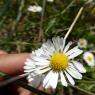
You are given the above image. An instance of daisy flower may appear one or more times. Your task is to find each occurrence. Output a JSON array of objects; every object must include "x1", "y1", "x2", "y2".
[
  {"x1": 47, "y1": 0, "x2": 54, "y2": 2},
  {"x1": 83, "y1": 52, "x2": 95, "y2": 67},
  {"x1": 28, "y1": 5, "x2": 42, "y2": 12},
  {"x1": 24, "y1": 37, "x2": 86, "y2": 89},
  {"x1": 77, "y1": 38, "x2": 87, "y2": 48}
]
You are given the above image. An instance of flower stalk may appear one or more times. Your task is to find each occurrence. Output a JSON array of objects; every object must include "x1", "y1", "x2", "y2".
[{"x1": 64, "y1": 7, "x2": 84, "y2": 40}]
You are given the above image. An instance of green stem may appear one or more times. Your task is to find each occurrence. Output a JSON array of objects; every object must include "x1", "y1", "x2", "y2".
[
  {"x1": 0, "y1": 73, "x2": 28, "y2": 87},
  {"x1": 76, "y1": 80, "x2": 95, "y2": 83},
  {"x1": 70, "y1": 84, "x2": 95, "y2": 95},
  {"x1": 38, "y1": 0, "x2": 46, "y2": 41},
  {"x1": 11, "y1": 0, "x2": 25, "y2": 32}
]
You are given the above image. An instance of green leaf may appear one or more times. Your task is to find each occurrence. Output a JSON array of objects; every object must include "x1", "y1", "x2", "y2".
[{"x1": 45, "y1": 18, "x2": 56, "y2": 33}]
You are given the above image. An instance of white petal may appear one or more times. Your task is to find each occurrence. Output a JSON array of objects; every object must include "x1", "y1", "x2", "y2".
[
  {"x1": 72, "y1": 61, "x2": 86, "y2": 73},
  {"x1": 24, "y1": 66, "x2": 48, "y2": 73},
  {"x1": 32, "y1": 56, "x2": 50, "y2": 66},
  {"x1": 47, "y1": 0, "x2": 54, "y2": 2},
  {"x1": 27, "y1": 74, "x2": 34, "y2": 82},
  {"x1": 24, "y1": 66, "x2": 35, "y2": 70},
  {"x1": 32, "y1": 56, "x2": 46, "y2": 62},
  {"x1": 34, "y1": 48, "x2": 44, "y2": 56},
  {"x1": 42, "y1": 44, "x2": 52, "y2": 55},
  {"x1": 66, "y1": 67, "x2": 82, "y2": 79},
  {"x1": 64, "y1": 71, "x2": 75, "y2": 85},
  {"x1": 38, "y1": 67, "x2": 51, "y2": 74},
  {"x1": 46, "y1": 40, "x2": 54, "y2": 48},
  {"x1": 42, "y1": 40, "x2": 55, "y2": 53},
  {"x1": 26, "y1": 58, "x2": 32, "y2": 63},
  {"x1": 66, "y1": 46, "x2": 78, "y2": 56},
  {"x1": 25, "y1": 59, "x2": 35, "y2": 65},
  {"x1": 69, "y1": 49, "x2": 83, "y2": 59},
  {"x1": 31, "y1": 48, "x2": 50, "y2": 58},
  {"x1": 35, "y1": 61, "x2": 50, "y2": 66},
  {"x1": 43, "y1": 71, "x2": 53, "y2": 87},
  {"x1": 31, "y1": 75, "x2": 43, "y2": 88},
  {"x1": 25, "y1": 61, "x2": 35, "y2": 67},
  {"x1": 56, "y1": 36, "x2": 61, "y2": 50},
  {"x1": 28, "y1": 77, "x2": 33, "y2": 82},
  {"x1": 34, "y1": 65, "x2": 49, "y2": 72},
  {"x1": 60, "y1": 72, "x2": 68, "y2": 87},
  {"x1": 24, "y1": 69, "x2": 35, "y2": 73},
  {"x1": 60, "y1": 37, "x2": 66, "y2": 51},
  {"x1": 52, "y1": 37, "x2": 60, "y2": 51},
  {"x1": 28, "y1": 5, "x2": 42, "y2": 12},
  {"x1": 36, "y1": 6, "x2": 42, "y2": 12},
  {"x1": 41, "y1": 48, "x2": 51, "y2": 58},
  {"x1": 45, "y1": 72, "x2": 58, "y2": 89},
  {"x1": 64, "y1": 42, "x2": 72, "y2": 53},
  {"x1": 27, "y1": 75, "x2": 32, "y2": 80}
]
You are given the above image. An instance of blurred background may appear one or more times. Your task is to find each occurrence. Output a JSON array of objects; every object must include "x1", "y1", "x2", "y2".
[{"x1": 0, "y1": 0, "x2": 95, "y2": 53}]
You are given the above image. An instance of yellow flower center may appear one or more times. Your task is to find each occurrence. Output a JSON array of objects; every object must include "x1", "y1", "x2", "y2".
[
  {"x1": 87, "y1": 56, "x2": 92, "y2": 62},
  {"x1": 32, "y1": 7, "x2": 37, "y2": 12},
  {"x1": 50, "y1": 53, "x2": 69, "y2": 72},
  {"x1": 79, "y1": 40, "x2": 84, "y2": 46}
]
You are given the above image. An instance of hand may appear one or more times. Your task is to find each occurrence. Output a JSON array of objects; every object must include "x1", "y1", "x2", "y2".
[
  {"x1": 0, "y1": 50, "x2": 53, "y2": 95},
  {"x1": 0, "y1": 50, "x2": 33, "y2": 95}
]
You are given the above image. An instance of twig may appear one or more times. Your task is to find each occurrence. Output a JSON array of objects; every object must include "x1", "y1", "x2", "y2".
[
  {"x1": 68, "y1": 87, "x2": 73, "y2": 95},
  {"x1": 64, "y1": 7, "x2": 84, "y2": 40},
  {"x1": 0, "y1": 73, "x2": 50, "y2": 95},
  {"x1": 0, "y1": 16, "x2": 6, "y2": 28},
  {"x1": 70, "y1": 85, "x2": 95, "y2": 95},
  {"x1": 0, "y1": 40, "x2": 32, "y2": 45},
  {"x1": 46, "y1": 0, "x2": 74, "y2": 20},
  {"x1": 38, "y1": 0, "x2": 46, "y2": 41},
  {"x1": 0, "y1": 73, "x2": 28, "y2": 87},
  {"x1": 76, "y1": 80, "x2": 95, "y2": 83},
  {"x1": 60, "y1": 1, "x2": 74, "y2": 15},
  {"x1": 11, "y1": 0, "x2": 24, "y2": 32},
  {"x1": 90, "y1": 26, "x2": 95, "y2": 30}
]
